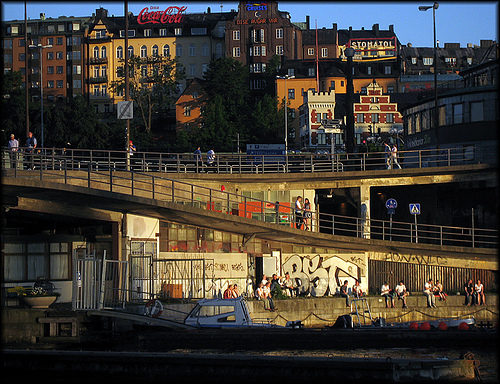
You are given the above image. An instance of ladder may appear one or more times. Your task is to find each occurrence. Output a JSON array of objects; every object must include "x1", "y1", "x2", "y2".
[{"x1": 350, "y1": 297, "x2": 373, "y2": 326}]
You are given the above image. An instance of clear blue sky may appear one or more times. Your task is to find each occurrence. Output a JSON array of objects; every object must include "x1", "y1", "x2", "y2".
[{"x1": 1, "y1": 1, "x2": 497, "y2": 47}]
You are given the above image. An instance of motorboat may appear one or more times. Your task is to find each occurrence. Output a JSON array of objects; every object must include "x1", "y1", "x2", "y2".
[{"x1": 183, "y1": 297, "x2": 286, "y2": 328}]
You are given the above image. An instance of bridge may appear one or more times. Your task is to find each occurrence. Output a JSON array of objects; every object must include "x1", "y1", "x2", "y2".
[{"x1": 2, "y1": 147, "x2": 497, "y2": 261}]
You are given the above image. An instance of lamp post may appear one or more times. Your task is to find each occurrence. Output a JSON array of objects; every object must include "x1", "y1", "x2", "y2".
[
  {"x1": 29, "y1": 43, "x2": 52, "y2": 149},
  {"x1": 276, "y1": 75, "x2": 295, "y2": 154},
  {"x1": 419, "y1": 2, "x2": 439, "y2": 148},
  {"x1": 344, "y1": 47, "x2": 355, "y2": 154}
]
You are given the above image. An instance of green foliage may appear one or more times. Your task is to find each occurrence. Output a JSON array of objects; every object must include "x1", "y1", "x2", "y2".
[
  {"x1": 1, "y1": 71, "x2": 26, "y2": 144},
  {"x1": 111, "y1": 54, "x2": 185, "y2": 133}
]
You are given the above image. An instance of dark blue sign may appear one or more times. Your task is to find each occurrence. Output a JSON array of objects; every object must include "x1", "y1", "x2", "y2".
[{"x1": 386, "y1": 198, "x2": 398, "y2": 210}]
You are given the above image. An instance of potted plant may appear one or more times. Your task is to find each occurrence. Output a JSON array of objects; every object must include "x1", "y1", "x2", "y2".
[{"x1": 20, "y1": 286, "x2": 60, "y2": 309}]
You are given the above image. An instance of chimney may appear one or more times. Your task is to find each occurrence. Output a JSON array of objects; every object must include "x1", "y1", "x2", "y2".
[
  {"x1": 389, "y1": 25, "x2": 394, "y2": 33},
  {"x1": 372, "y1": 23, "x2": 379, "y2": 36},
  {"x1": 349, "y1": 26, "x2": 352, "y2": 39},
  {"x1": 207, "y1": 7, "x2": 211, "y2": 13},
  {"x1": 306, "y1": 15, "x2": 310, "y2": 30},
  {"x1": 96, "y1": 7, "x2": 108, "y2": 19}
]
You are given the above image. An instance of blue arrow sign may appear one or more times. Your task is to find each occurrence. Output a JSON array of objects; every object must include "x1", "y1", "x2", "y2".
[
  {"x1": 386, "y1": 198, "x2": 398, "y2": 210},
  {"x1": 409, "y1": 203, "x2": 421, "y2": 215}
]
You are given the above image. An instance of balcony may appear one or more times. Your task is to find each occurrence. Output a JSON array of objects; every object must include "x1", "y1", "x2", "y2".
[
  {"x1": 89, "y1": 76, "x2": 108, "y2": 84},
  {"x1": 90, "y1": 57, "x2": 108, "y2": 64}
]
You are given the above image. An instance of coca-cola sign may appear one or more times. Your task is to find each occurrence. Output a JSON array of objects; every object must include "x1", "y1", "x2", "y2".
[{"x1": 137, "y1": 6, "x2": 187, "y2": 25}]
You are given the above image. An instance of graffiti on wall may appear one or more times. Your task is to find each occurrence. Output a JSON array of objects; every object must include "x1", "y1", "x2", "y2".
[{"x1": 282, "y1": 254, "x2": 367, "y2": 297}]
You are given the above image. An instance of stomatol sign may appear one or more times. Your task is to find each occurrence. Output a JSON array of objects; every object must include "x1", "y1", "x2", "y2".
[{"x1": 137, "y1": 6, "x2": 187, "y2": 24}]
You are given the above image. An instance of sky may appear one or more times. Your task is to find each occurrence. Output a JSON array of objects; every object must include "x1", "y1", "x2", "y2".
[{"x1": 1, "y1": 1, "x2": 498, "y2": 48}]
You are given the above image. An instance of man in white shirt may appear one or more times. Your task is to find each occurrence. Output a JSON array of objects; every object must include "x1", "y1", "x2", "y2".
[
  {"x1": 424, "y1": 278, "x2": 436, "y2": 308},
  {"x1": 394, "y1": 280, "x2": 409, "y2": 309}
]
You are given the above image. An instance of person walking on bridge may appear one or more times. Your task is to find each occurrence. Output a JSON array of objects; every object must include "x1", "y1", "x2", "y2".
[{"x1": 391, "y1": 144, "x2": 402, "y2": 169}]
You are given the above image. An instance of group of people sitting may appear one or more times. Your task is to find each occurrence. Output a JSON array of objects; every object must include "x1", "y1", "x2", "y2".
[
  {"x1": 380, "y1": 280, "x2": 410, "y2": 308},
  {"x1": 464, "y1": 278, "x2": 486, "y2": 306},
  {"x1": 222, "y1": 284, "x2": 240, "y2": 299},
  {"x1": 254, "y1": 273, "x2": 300, "y2": 311},
  {"x1": 339, "y1": 279, "x2": 367, "y2": 307}
]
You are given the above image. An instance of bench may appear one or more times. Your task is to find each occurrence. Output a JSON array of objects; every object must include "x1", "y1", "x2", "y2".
[{"x1": 37, "y1": 316, "x2": 79, "y2": 337}]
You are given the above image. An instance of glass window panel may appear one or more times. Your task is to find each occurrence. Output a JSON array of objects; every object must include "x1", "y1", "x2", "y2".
[
  {"x1": 28, "y1": 243, "x2": 45, "y2": 253},
  {"x1": 27, "y1": 255, "x2": 47, "y2": 280},
  {"x1": 4, "y1": 255, "x2": 24, "y2": 281},
  {"x1": 4, "y1": 243, "x2": 24, "y2": 253},
  {"x1": 50, "y1": 254, "x2": 70, "y2": 279}
]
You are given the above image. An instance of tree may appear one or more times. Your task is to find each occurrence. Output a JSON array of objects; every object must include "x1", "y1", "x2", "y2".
[
  {"x1": 111, "y1": 54, "x2": 185, "y2": 133},
  {"x1": 1, "y1": 71, "x2": 26, "y2": 144}
]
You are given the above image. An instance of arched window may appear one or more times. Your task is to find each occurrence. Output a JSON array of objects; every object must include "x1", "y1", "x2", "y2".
[
  {"x1": 152, "y1": 44, "x2": 159, "y2": 57},
  {"x1": 93, "y1": 46, "x2": 99, "y2": 58},
  {"x1": 101, "y1": 46, "x2": 106, "y2": 58},
  {"x1": 140, "y1": 45, "x2": 147, "y2": 58},
  {"x1": 163, "y1": 44, "x2": 170, "y2": 57},
  {"x1": 116, "y1": 46, "x2": 123, "y2": 59},
  {"x1": 128, "y1": 45, "x2": 134, "y2": 57}
]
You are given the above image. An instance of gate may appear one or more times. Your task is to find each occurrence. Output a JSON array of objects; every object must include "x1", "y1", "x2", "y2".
[{"x1": 72, "y1": 250, "x2": 129, "y2": 310}]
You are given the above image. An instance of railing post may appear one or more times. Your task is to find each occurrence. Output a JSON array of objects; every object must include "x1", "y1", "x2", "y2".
[
  {"x1": 109, "y1": 168, "x2": 113, "y2": 192},
  {"x1": 171, "y1": 180, "x2": 175, "y2": 202},
  {"x1": 151, "y1": 174, "x2": 155, "y2": 199},
  {"x1": 130, "y1": 171, "x2": 134, "y2": 196}
]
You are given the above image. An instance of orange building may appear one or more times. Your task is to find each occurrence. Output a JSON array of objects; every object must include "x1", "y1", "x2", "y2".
[{"x1": 175, "y1": 78, "x2": 207, "y2": 132}]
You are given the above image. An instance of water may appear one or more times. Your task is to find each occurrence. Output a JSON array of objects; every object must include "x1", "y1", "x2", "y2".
[{"x1": 169, "y1": 347, "x2": 498, "y2": 382}]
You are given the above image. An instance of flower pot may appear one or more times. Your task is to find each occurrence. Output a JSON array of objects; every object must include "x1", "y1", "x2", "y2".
[{"x1": 21, "y1": 295, "x2": 57, "y2": 309}]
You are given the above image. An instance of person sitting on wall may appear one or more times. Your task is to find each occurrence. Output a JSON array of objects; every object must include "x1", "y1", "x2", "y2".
[
  {"x1": 223, "y1": 284, "x2": 234, "y2": 299},
  {"x1": 352, "y1": 280, "x2": 365, "y2": 299},
  {"x1": 395, "y1": 280, "x2": 409, "y2": 309},
  {"x1": 339, "y1": 280, "x2": 350, "y2": 307}
]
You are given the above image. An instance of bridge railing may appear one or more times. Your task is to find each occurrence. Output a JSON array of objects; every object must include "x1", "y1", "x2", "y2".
[
  {"x1": 3, "y1": 154, "x2": 496, "y2": 249},
  {"x1": 1, "y1": 144, "x2": 496, "y2": 174}
]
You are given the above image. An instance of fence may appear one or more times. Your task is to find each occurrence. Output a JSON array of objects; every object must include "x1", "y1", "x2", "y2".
[{"x1": 2, "y1": 144, "x2": 496, "y2": 174}]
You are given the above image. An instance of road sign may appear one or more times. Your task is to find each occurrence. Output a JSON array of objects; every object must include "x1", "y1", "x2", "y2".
[
  {"x1": 386, "y1": 198, "x2": 398, "y2": 210},
  {"x1": 409, "y1": 203, "x2": 421, "y2": 215},
  {"x1": 117, "y1": 101, "x2": 133, "y2": 119}
]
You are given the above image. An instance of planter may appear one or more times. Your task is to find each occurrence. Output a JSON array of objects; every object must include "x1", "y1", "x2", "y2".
[{"x1": 21, "y1": 295, "x2": 57, "y2": 309}]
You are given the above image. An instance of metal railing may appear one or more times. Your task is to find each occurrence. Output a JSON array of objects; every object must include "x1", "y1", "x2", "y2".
[
  {"x1": 2, "y1": 144, "x2": 496, "y2": 175},
  {"x1": 4, "y1": 153, "x2": 496, "y2": 249}
]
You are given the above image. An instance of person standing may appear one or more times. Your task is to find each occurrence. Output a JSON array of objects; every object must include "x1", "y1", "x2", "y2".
[
  {"x1": 25, "y1": 131, "x2": 37, "y2": 170},
  {"x1": 391, "y1": 144, "x2": 402, "y2": 169},
  {"x1": 294, "y1": 196, "x2": 303, "y2": 230},
  {"x1": 424, "y1": 278, "x2": 436, "y2": 308},
  {"x1": 8, "y1": 134, "x2": 19, "y2": 169},
  {"x1": 384, "y1": 142, "x2": 392, "y2": 169},
  {"x1": 194, "y1": 146, "x2": 202, "y2": 171},
  {"x1": 303, "y1": 197, "x2": 312, "y2": 230},
  {"x1": 206, "y1": 149, "x2": 216, "y2": 171},
  {"x1": 464, "y1": 278, "x2": 474, "y2": 306}
]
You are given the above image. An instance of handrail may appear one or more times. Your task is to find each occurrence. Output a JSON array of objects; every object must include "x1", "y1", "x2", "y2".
[
  {"x1": 2, "y1": 152, "x2": 497, "y2": 249},
  {"x1": 1, "y1": 144, "x2": 496, "y2": 175}
]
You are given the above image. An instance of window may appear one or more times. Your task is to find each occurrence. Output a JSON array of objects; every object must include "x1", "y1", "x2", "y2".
[
  {"x1": 140, "y1": 45, "x2": 147, "y2": 58},
  {"x1": 321, "y1": 48, "x2": 328, "y2": 58},
  {"x1": 356, "y1": 113, "x2": 364, "y2": 123},
  {"x1": 260, "y1": 29, "x2": 265, "y2": 42},
  {"x1": 276, "y1": 45, "x2": 283, "y2": 55},
  {"x1": 56, "y1": 66, "x2": 63, "y2": 74},
  {"x1": 120, "y1": 30, "x2": 136, "y2": 37},
  {"x1": 57, "y1": 37, "x2": 63, "y2": 45},
  {"x1": 93, "y1": 46, "x2": 99, "y2": 58},
  {"x1": 175, "y1": 28, "x2": 182, "y2": 36},
  {"x1": 253, "y1": 46, "x2": 261, "y2": 56},
  {"x1": 152, "y1": 45, "x2": 158, "y2": 57},
  {"x1": 372, "y1": 113, "x2": 379, "y2": 123},
  {"x1": 233, "y1": 47, "x2": 240, "y2": 57},
  {"x1": 72, "y1": 22, "x2": 80, "y2": 31},
  {"x1": 423, "y1": 57, "x2": 433, "y2": 66},
  {"x1": 57, "y1": 80, "x2": 63, "y2": 88},
  {"x1": 233, "y1": 30, "x2": 240, "y2": 40},
  {"x1": 47, "y1": 80, "x2": 54, "y2": 88},
  {"x1": 184, "y1": 106, "x2": 191, "y2": 117},
  {"x1": 56, "y1": 51, "x2": 63, "y2": 60},
  {"x1": 72, "y1": 79, "x2": 81, "y2": 89},
  {"x1": 93, "y1": 85, "x2": 100, "y2": 96},
  {"x1": 276, "y1": 28, "x2": 283, "y2": 39},
  {"x1": 47, "y1": 66, "x2": 54, "y2": 74},
  {"x1": 470, "y1": 101, "x2": 483, "y2": 122},
  {"x1": 367, "y1": 66, "x2": 372, "y2": 75},
  {"x1": 176, "y1": 44, "x2": 182, "y2": 57},
  {"x1": 191, "y1": 27, "x2": 206, "y2": 35},
  {"x1": 308, "y1": 68, "x2": 315, "y2": 77},
  {"x1": 57, "y1": 24, "x2": 65, "y2": 32},
  {"x1": 144, "y1": 29, "x2": 151, "y2": 37},
  {"x1": 100, "y1": 65, "x2": 106, "y2": 77},
  {"x1": 189, "y1": 43, "x2": 196, "y2": 56},
  {"x1": 261, "y1": 46, "x2": 266, "y2": 56},
  {"x1": 128, "y1": 46, "x2": 134, "y2": 57},
  {"x1": 201, "y1": 43, "x2": 209, "y2": 57},
  {"x1": 141, "y1": 65, "x2": 147, "y2": 77},
  {"x1": 93, "y1": 66, "x2": 100, "y2": 77},
  {"x1": 101, "y1": 84, "x2": 107, "y2": 96},
  {"x1": 453, "y1": 103, "x2": 463, "y2": 124},
  {"x1": 386, "y1": 113, "x2": 394, "y2": 123},
  {"x1": 307, "y1": 48, "x2": 314, "y2": 56},
  {"x1": 47, "y1": 38, "x2": 53, "y2": 46},
  {"x1": 101, "y1": 46, "x2": 106, "y2": 58},
  {"x1": 387, "y1": 86, "x2": 394, "y2": 94},
  {"x1": 411, "y1": 57, "x2": 417, "y2": 65},
  {"x1": 116, "y1": 46, "x2": 123, "y2": 59},
  {"x1": 384, "y1": 65, "x2": 392, "y2": 75},
  {"x1": 159, "y1": 28, "x2": 167, "y2": 36},
  {"x1": 19, "y1": 53, "x2": 25, "y2": 61},
  {"x1": 288, "y1": 88, "x2": 295, "y2": 100},
  {"x1": 188, "y1": 63, "x2": 196, "y2": 77},
  {"x1": 47, "y1": 52, "x2": 54, "y2": 60},
  {"x1": 163, "y1": 44, "x2": 170, "y2": 56}
]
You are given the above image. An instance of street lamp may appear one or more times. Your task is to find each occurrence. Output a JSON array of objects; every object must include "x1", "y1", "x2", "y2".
[
  {"x1": 29, "y1": 43, "x2": 52, "y2": 149},
  {"x1": 276, "y1": 74, "x2": 295, "y2": 156},
  {"x1": 419, "y1": 2, "x2": 439, "y2": 148},
  {"x1": 344, "y1": 47, "x2": 355, "y2": 153}
]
